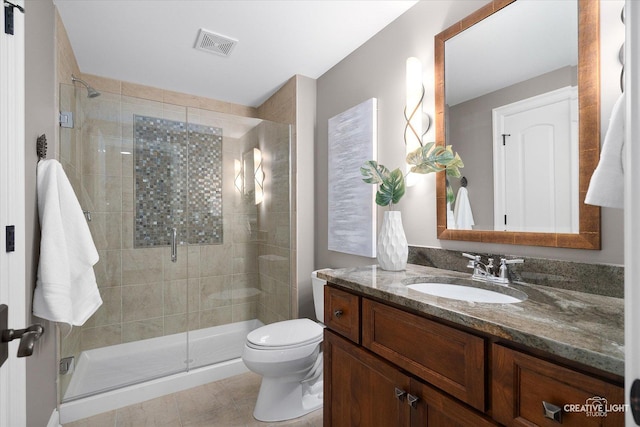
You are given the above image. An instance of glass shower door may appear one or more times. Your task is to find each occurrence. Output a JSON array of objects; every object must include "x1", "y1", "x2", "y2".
[{"x1": 58, "y1": 85, "x2": 191, "y2": 401}]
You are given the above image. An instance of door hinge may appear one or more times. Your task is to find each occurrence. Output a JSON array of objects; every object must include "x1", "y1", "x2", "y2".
[
  {"x1": 59, "y1": 111, "x2": 74, "y2": 128},
  {"x1": 3, "y1": 1, "x2": 24, "y2": 35},
  {"x1": 502, "y1": 133, "x2": 511, "y2": 146},
  {"x1": 5, "y1": 225, "x2": 14, "y2": 252}
]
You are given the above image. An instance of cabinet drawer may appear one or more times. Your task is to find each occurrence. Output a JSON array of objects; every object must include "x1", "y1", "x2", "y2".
[
  {"x1": 325, "y1": 286, "x2": 360, "y2": 343},
  {"x1": 492, "y1": 344, "x2": 624, "y2": 426},
  {"x1": 362, "y1": 299, "x2": 485, "y2": 411}
]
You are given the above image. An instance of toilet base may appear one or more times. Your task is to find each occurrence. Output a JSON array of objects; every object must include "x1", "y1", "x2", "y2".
[{"x1": 253, "y1": 375, "x2": 323, "y2": 422}]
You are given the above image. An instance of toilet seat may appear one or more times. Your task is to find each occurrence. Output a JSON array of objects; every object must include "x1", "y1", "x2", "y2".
[{"x1": 246, "y1": 319, "x2": 323, "y2": 350}]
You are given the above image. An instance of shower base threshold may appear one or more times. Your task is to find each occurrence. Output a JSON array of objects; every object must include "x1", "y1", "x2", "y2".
[{"x1": 60, "y1": 319, "x2": 262, "y2": 423}]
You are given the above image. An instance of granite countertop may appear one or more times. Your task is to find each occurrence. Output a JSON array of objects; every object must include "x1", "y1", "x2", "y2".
[{"x1": 317, "y1": 264, "x2": 624, "y2": 377}]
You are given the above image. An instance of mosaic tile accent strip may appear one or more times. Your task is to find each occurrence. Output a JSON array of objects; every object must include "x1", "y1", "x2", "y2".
[
  {"x1": 134, "y1": 115, "x2": 223, "y2": 247},
  {"x1": 188, "y1": 123, "x2": 223, "y2": 244}
]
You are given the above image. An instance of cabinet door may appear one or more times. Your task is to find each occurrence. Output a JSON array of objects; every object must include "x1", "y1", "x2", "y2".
[
  {"x1": 324, "y1": 330, "x2": 410, "y2": 427},
  {"x1": 493, "y1": 344, "x2": 624, "y2": 426},
  {"x1": 362, "y1": 299, "x2": 485, "y2": 410},
  {"x1": 410, "y1": 379, "x2": 498, "y2": 427}
]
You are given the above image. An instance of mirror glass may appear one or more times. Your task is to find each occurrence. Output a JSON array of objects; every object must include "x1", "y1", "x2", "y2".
[{"x1": 436, "y1": 0, "x2": 600, "y2": 249}]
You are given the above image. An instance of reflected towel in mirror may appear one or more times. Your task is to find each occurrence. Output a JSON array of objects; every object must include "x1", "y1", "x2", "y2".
[{"x1": 453, "y1": 187, "x2": 475, "y2": 230}]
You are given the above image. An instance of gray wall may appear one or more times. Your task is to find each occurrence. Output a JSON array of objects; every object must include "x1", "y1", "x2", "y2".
[
  {"x1": 295, "y1": 76, "x2": 318, "y2": 320},
  {"x1": 316, "y1": 0, "x2": 625, "y2": 271},
  {"x1": 25, "y1": 0, "x2": 58, "y2": 425},
  {"x1": 449, "y1": 66, "x2": 577, "y2": 227}
]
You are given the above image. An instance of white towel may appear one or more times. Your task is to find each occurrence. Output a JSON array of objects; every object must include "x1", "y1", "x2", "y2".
[
  {"x1": 453, "y1": 187, "x2": 475, "y2": 230},
  {"x1": 447, "y1": 202, "x2": 457, "y2": 229},
  {"x1": 33, "y1": 160, "x2": 102, "y2": 326},
  {"x1": 585, "y1": 93, "x2": 625, "y2": 209}
]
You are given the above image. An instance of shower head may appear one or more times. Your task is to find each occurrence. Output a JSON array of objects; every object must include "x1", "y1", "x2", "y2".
[{"x1": 71, "y1": 74, "x2": 101, "y2": 98}]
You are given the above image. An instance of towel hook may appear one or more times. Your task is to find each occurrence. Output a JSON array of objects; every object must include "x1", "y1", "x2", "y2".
[
  {"x1": 460, "y1": 176, "x2": 468, "y2": 188},
  {"x1": 36, "y1": 134, "x2": 47, "y2": 161}
]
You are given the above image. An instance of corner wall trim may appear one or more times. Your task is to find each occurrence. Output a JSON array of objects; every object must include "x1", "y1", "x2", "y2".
[{"x1": 47, "y1": 409, "x2": 61, "y2": 427}]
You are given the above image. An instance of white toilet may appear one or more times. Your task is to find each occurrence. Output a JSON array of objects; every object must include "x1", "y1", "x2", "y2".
[{"x1": 242, "y1": 271, "x2": 327, "y2": 422}]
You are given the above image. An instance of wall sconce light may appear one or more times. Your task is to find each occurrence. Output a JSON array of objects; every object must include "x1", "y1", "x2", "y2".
[
  {"x1": 404, "y1": 56, "x2": 430, "y2": 187},
  {"x1": 234, "y1": 159, "x2": 244, "y2": 194},
  {"x1": 253, "y1": 148, "x2": 264, "y2": 205}
]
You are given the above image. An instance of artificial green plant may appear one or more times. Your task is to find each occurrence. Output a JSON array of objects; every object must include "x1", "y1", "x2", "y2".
[{"x1": 361, "y1": 142, "x2": 464, "y2": 209}]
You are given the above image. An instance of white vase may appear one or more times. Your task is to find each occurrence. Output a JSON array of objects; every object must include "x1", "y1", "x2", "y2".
[{"x1": 377, "y1": 211, "x2": 408, "y2": 271}]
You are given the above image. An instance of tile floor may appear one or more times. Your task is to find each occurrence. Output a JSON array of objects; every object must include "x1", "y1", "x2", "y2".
[{"x1": 63, "y1": 372, "x2": 323, "y2": 427}]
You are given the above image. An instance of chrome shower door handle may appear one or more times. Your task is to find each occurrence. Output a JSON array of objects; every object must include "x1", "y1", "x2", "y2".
[{"x1": 171, "y1": 228, "x2": 177, "y2": 263}]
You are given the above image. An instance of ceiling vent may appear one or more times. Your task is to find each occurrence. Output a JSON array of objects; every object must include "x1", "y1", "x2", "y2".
[{"x1": 194, "y1": 29, "x2": 238, "y2": 57}]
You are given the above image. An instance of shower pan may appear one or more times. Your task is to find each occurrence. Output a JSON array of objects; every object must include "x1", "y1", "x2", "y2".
[{"x1": 57, "y1": 82, "x2": 292, "y2": 422}]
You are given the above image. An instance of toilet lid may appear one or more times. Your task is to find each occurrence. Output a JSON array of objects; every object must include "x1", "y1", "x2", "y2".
[{"x1": 247, "y1": 319, "x2": 323, "y2": 348}]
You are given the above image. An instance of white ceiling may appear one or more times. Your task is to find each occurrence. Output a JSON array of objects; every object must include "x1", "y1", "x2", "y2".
[{"x1": 53, "y1": 0, "x2": 418, "y2": 107}]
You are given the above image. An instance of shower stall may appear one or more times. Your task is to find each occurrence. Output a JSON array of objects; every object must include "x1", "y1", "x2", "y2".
[{"x1": 57, "y1": 82, "x2": 292, "y2": 421}]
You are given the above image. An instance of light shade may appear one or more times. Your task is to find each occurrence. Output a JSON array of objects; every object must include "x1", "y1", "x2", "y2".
[
  {"x1": 253, "y1": 148, "x2": 264, "y2": 205},
  {"x1": 234, "y1": 159, "x2": 244, "y2": 194},
  {"x1": 405, "y1": 57, "x2": 424, "y2": 187}
]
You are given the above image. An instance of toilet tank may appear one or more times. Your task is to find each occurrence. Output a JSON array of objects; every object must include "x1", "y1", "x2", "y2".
[{"x1": 311, "y1": 271, "x2": 327, "y2": 323}]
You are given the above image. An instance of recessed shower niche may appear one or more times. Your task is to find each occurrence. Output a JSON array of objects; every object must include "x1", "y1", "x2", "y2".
[{"x1": 133, "y1": 115, "x2": 223, "y2": 247}]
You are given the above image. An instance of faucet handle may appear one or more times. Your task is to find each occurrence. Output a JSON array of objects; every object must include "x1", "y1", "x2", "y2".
[
  {"x1": 502, "y1": 258, "x2": 524, "y2": 265},
  {"x1": 462, "y1": 253, "x2": 480, "y2": 269}
]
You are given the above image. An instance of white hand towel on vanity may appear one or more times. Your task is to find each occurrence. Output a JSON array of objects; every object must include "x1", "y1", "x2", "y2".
[
  {"x1": 453, "y1": 187, "x2": 475, "y2": 230},
  {"x1": 33, "y1": 160, "x2": 102, "y2": 326},
  {"x1": 585, "y1": 93, "x2": 625, "y2": 209}
]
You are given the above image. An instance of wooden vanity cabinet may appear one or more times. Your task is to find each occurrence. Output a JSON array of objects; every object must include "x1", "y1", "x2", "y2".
[
  {"x1": 324, "y1": 285, "x2": 494, "y2": 427},
  {"x1": 324, "y1": 330, "x2": 497, "y2": 427},
  {"x1": 324, "y1": 285, "x2": 624, "y2": 427}
]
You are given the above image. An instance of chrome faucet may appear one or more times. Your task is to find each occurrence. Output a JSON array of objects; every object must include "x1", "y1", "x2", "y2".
[{"x1": 462, "y1": 253, "x2": 524, "y2": 285}]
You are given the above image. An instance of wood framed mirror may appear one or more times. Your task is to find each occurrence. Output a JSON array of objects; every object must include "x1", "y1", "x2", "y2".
[{"x1": 435, "y1": 0, "x2": 600, "y2": 249}]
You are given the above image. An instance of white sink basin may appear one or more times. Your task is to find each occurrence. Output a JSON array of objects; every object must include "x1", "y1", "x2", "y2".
[{"x1": 407, "y1": 282, "x2": 527, "y2": 304}]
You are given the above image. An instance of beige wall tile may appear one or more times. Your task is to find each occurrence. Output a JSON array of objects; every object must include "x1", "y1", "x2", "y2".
[
  {"x1": 121, "y1": 318, "x2": 164, "y2": 343},
  {"x1": 163, "y1": 279, "x2": 188, "y2": 316},
  {"x1": 122, "y1": 81, "x2": 164, "y2": 102},
  {"x1": 200, "y1": 244, "x2": 234, "y2": 277},
  {"x1": 95, "y1": 250, "x2": 122, "y2": 287},
  {"x1": 79, "y1": 73, "x2": 121, "y2": 95},
  {"x1": 82, "y1": 174, "x2": 122, "y2": 213},
  {"x1": 84, "y1": 287, "x2": 122, "y2": 328},
  {"x1": 199, "y1": 306, "x2": 232, "y2": 329},
  {"x1": 88, "y1": 212, "x2": 122, "y2": 251},
  {"x1": 82, "y1": 134, "x2": 122, "y2": 177},
  {"x1": 257, "y1": 76, "x2": 296, "y2": 124},
  {"x1": 121, "y1": 176, "x2": 133, "y2": 212},
  {"x1": 200, "y1": 275, "x2": 232, "y2": 311},
  {"x1": 163, "y1": 314, "x2": 187, "y2": 335},
  {"x1": 121, "y1": 248, "x2": 164, "y2": 285},
  {"x1": 232, "y1": 302, "x2": 257, "y2": 322},
  {"x1": 163, "y1": 246, "x2": 188, "y2": 281},
  {"x1": 187, "y1": 246, "x2": 201, "y2": 278},
  {"x1": 163, "y1": 90, "x2": 200, "y2": 108},
  {"x1": 122, "y1": 282, "x2": 163, "y2": 321},
  {"x1": 81, "y1": 324, "x2": 121, "y2": 351}
]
